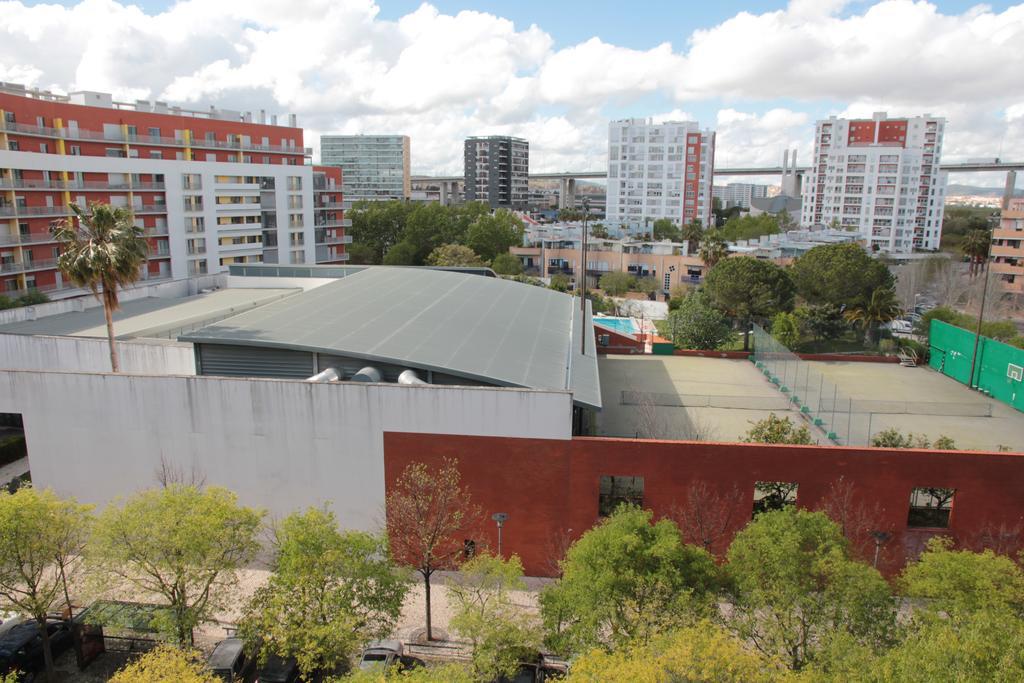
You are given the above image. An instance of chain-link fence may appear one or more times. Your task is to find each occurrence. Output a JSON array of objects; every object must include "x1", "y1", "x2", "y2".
[{"x1": 751, "y1": 324, "x2": 993, "y2": 446}]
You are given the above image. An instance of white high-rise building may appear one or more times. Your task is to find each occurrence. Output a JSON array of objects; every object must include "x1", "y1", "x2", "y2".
[
  {"x1": 712, "y1": 182, "x2": 768, "y2": 210},
  {"x1": 801, "y1": 113, "x2": 946, "y2": 253},
  {"x1": 607, "y1": 118, "x2": 715, "y2": 232}
]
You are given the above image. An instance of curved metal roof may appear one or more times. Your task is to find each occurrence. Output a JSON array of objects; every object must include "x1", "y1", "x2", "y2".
[{"x1": 180, "y1": 267, "x2": 601, "y2": 410}]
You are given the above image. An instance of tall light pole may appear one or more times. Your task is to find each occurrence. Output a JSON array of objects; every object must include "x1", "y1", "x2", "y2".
[
  {"x1": 580, "y1": 197, "x2": 590, "y2": 355},
  {"x1": 968, "y1": 252, "x2": 992, "y2": 389},
  {"x1": 491, "y1": 512, "x2": 508, "y2": 557}
]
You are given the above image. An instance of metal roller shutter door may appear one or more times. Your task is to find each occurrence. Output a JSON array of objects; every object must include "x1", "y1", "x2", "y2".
[{"x1": 197, "y1": 344, "x2": 314, "y2": 379}]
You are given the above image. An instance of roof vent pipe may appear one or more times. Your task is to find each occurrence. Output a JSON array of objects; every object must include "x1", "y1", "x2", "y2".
[
  {"x1": 306, "y1": 367, "x2": 341, "y2": 383},
  {"x1": 398, "y1": 369, "x2": 427, "y2": 385},
  {"x1": 352, "y1": 366, "x2": 382, "y2": 383}
]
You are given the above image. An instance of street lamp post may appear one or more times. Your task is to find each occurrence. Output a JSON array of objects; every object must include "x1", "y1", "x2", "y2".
[
  {"x1": 491, "y1": 512, "x2": 508, "y2": 557},
  {"x1": 580, "y1": 197, "x2": 590, "y2": 355},
  {"x1": 871, "y1": 530, "x2": 892, "y2": 569}
]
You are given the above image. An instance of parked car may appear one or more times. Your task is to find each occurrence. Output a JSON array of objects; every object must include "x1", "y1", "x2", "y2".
[
  {"x1": 255, "y1": 654, "x2": 299, "y2": 683},
  {"x1": 889, "y1": 320, "x2": 914, "y2": 334},
  {"x1": 357, "y1": 640, "x2": 423, "y2": 672},
  {"x1": 208, "y1": 637, "x2": 256, "y2": 682},
  {"x1": 0, "y1": 619, "x2": 74, "y2": 678}
]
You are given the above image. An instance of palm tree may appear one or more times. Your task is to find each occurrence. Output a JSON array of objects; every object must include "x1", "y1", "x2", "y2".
[
  {"x1": 698, "y1": 230, "x2": 729, "y2": 271},
  {"x1": 843, "y1": 286, "x2": 902, "y2": 346},
  {"x1": 681, "y1": 219, "x2": 704, "y2": 252},
  {"x1": 961, "y1": 229, "x2": 991, "y2": 277},
  {"x1": 51, "y1": 203, "x2": 149, "y2": 372}
]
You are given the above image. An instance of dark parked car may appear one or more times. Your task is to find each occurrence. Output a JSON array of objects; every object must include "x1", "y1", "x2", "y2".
[
  {"x1": 208, "y1": 637, "x2": 256, "y2": 682},
  {"x1": 255, "y1": 654, "x2": 299, "y2": 683},
  {"x1": 0, "y1": 619, "x2": 74, "y2": 678},
  {"x1": 357, "y1": 640, "x2": 423, "y2": 672}
]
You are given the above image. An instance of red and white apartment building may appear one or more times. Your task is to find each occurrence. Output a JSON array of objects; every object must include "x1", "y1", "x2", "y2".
[
  {"x1": 0, "y1": 83, "x2": 348, "y2": 299},
  {"x1": 606, "y1": 118, "x2": 716, "y2": 232},
  {"x1": 801, "y1": 113, "x2": 946, "y2": 253}
]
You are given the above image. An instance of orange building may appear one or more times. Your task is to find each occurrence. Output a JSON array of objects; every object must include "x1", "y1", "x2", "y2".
[{"x1": 993, "y1": 197, "x2": 1024, "y2": 297}]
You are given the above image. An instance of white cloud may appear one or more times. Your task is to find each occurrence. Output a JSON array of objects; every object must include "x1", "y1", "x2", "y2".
[{"x1": 0, "y1": 0, "x2": 1021, "y2": 180}]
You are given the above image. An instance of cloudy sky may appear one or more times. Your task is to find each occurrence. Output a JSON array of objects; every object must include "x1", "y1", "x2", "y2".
[{"x1": 1, "y1": 0, "x2": 1023, "y2": 184}]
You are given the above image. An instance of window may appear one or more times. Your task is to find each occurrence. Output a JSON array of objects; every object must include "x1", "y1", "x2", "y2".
[
  {"x1": 8, "y1": 141, "x2": 18, "y2": 151},
  {"x1": 598, "y1": 476, "x2": 644, "y2": 517},
  {"x1": 69, "y1": 145, "x2": 81, "y2": 156},
  {"x1": 148, "y1": 127, "x2": 160, "y2": 138},
  {"x1": 907, "y1": 487, "x2": 954, "y2": 528},
  {"x1": 150, "y1": 151, "x2": 162, "y2": 159},
  {"x1": 39, "y1": 143, "x2": 48, "y2": 154},
  {"x1": 753, "y1": 482, "x2": 798, "y2": 516}
]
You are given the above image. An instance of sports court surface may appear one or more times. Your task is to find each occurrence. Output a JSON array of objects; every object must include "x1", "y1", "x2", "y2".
[{"x1": 597, "y1": 355, "x2": 1024, "y2": 451}]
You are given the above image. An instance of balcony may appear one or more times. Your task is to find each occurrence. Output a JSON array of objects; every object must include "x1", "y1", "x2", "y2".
[
  {"x1": 218, "y1": 240, "x2": 263, "y2": 253},
  {"x1": 315, "y1": 234, "x2": 353, "y2": 245},
  {"x1": 1, "y1": 120, "x2": 312, "y2": 157},
  {"x1": 135, "y1": 204, "x2": 168, "y2": 214},
  {"x1": 0, "y1": 179, "x2": 166, "y2": 191},
  {"x1": 314, "y1": 202, "x2": 346, "y2": 210},
  {"x1": 0, "y1": 258, "x2": 58, "y2": 274},
  {"x1": 0, "y1": 232, "x2": 58, "y2": 246}
]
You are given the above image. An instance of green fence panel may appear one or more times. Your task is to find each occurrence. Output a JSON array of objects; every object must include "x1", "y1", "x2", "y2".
[{"x1": 929, "y1": 319, "x2": 1024, "y2": 412}]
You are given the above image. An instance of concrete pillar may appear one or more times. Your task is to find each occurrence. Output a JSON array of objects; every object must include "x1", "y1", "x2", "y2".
[
  {"x1": 566, "y1": 178, "x2": 576, "y2": 210},
  {"x1": 1003, "y1": 170, "x2": 1017, "y2": 211},
  {"x1": 439, "y1": 182, "x2": 448, "y2": 206}
]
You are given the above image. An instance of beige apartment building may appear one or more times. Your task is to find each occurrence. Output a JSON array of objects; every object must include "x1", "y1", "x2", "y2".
[
  {"x1": 511, "y1": 238, "x2": 705, "y2": 294},
  {"x1": 993, "y1": 197, "x2": 1024, "y2": 297}
]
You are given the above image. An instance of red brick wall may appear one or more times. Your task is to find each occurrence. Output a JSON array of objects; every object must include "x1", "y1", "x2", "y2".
[
  {"x1": 594, "y1": 325, "x2": 644, "y2": 354},
  {"x1": 383, "y1": 433, "x2": 1024, "y2": 577}
]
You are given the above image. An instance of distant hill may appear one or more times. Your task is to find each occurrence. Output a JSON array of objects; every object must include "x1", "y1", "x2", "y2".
[{"x1": 946, "y1": 183, "x2": 1024, "y2": 198}]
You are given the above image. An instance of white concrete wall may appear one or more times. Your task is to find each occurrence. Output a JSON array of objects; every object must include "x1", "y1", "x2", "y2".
[
  {"x1": 0, "y1": 274, "x2": 225, "y2": 326},
  {"x1": 0, "y1": 371, "x2": 572, "y2": 529},
  {"x1": 225, "y1": 275, "x2": 334, "y2": 291},
  {"x1": 0, "y1": 334, "x2": 196, "y2": 374}
]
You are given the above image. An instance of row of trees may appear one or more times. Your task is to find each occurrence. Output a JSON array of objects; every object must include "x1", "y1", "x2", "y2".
[
  {"x1": 559, "y1": 506, "x2": 1024, "y2": 681},
  {"x1": 347, "y1": 201, "x2": 525, "y2": 270},
  {"x1": 660, "y1": 242, "x2": 901, "y2": 352}
]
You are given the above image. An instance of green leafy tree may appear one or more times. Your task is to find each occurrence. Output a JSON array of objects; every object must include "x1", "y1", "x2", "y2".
[
  {"x1": 878, "y1": 609, "x2": 1024, "y2": 683},
  {"x1": 425, "y1": 244, "x2": 485, "y2": 267},
  {"x1": 843, "y1": 287, "x2": 902, "y2": 345},
  {"x1": 540, "y1": 506, "x2": 720, "y2": 654},
  {"x1": 665, "y1": 291, "x2": 733, "y2": 350},
  {"x1": 589, "y1": 223, "x2": 609, "y2": 239},
  {"x1": 725, "y1": 508, "x2": 896, "y2": 671},
  {"x1": 341, "y1": 663, "x2": 475, "y2": 682},
  {"x1": 634, "y1": 276, "x2": 660, "y2": 298},
  {"x1": 240, "y1": 508, "x2": 408, "y2": 680},
  {"x1": 771, "y1": 311, "x2": 802, "y2": 349},
  {"x1": 795, "y1": 304, "x2": 849, "y2": 342},
  {"x1": 703, "y1": 256, "x2": 795, "y2": 322},
  {"x1": 558, "y1": 208, "x2": 585, "y2": 222},
  {"x1": 744, "y1": 413, "x2": 812, "y2": 445},
  {"x1": 0, "y1": 487, "x2": 93, "y2": 680},
  {"x1": 385, "y1": 459, "x2": 482, "y2": 641},
  {"x1": 652, "y1": 218, "x2": 681, "y2": 241},
  {"x1": 599, "y1": 271, "x2": 635, "y2": 297},
  {"x1": 548, "y1": 273, "x2": 570, "y2": 292},
  {"x1": 718, "y1": 213, "x2": 781, "y2": 242},
  {"x1": 870, "y1": 429, "x2": 956, "y2": 450},
  {"x1": 490, "y1": 252, "x2": 523, "y2": 276},
  {"x1": 109, "y1": 645, "x2": 219, "y2": 683},
  {"x1": 901, "y1": 536, "x2": 1024, "y2": 620},
  {"x1": 447, "y1": 554, "x2": 541, "y2": 681},
  {"x1": 790, "y1": 243, "x2": 894, "y2": 308},
  {"x1": 51, "y1": 202, "x2": 150, "y2": 372},
  {"x1": 90, "y1": 485, "x2": 264, "y2": 645},
  {"x1": 698, "y1": 230, "x2": 729, "y2": 269},
  {"x1": 348, "y1": 200, "x2": 413, "y2": 264},
  {"x1": 915, "y1": 306, "x2": 1018, "y2": 341},
  {"x1": 382, "y1": 240, "x2": 418, "y2": 265},
  {"x1": 466, "y1": 210, "x2": 524, "y2": 261},
  {"x1": 567, "y1": 620, "x2": 791, "y2": 683}
]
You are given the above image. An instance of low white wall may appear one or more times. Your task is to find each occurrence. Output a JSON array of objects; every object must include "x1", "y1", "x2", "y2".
[
  {"x1": 0, "y1": 334, "x2": 196, "y2": 374},
  {"x1": 225, "y1": 275, "x2": 335, "y2": 291},
  {"x1": 0, "y1": 274, "x2": 226, "y2": 326},
  {"x1": 0, "y1": 371, "x2": 572, "y2": 530}
]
